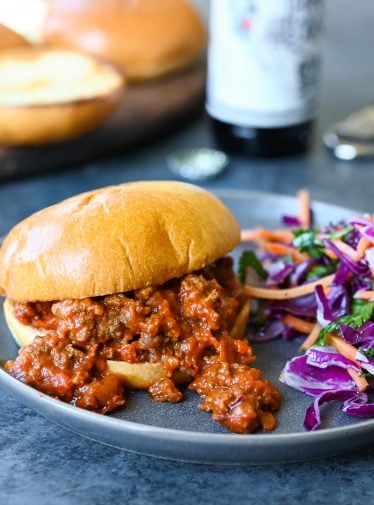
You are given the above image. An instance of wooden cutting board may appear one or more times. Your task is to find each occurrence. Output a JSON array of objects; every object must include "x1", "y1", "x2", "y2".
[{"x1": 0, "y1": 62, "x2": 206, "y2": 179}]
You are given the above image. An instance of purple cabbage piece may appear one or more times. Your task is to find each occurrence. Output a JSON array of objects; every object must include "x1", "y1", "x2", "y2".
[
  {"x1": 265, "y1": 261, "x2": 294, "y2": 285},
  {"x1": 250, "y1": 319, "x2": 286, "y2": 342},
  {"x1": 350, "y1": 276, "x2": 373, "y2": 294},
  {"x1": 269, "y1": 293, "x2": 317, "y2": 318},
  {"x1": 289, "y1": 260, "x2": 314, "y2": 287},
  {"x1": 361, "y1": 225, "x2": 374, "y2": 245},
  {"x1": 315, "y1": 285, "x2": 334, "y2": 327},
  {"x1": 323, "y1": 238, "x2": 371, "y2": 278},
  {"x1": 328, "y1": 285, "x2": 350, "y2": 318},
  {"x1": 282, "y1": 215, "x2": 301, "y2": 227},
  {"x1": 280, "y1": 353, "x2": 355, "y2": 396},
  {"x1": 359, "y1": 339, "x2": 374, "y2": 350},
  {"x1": 283, "y1": 326, "x2": 298, "y2": 341},
  {"x1": 315, "y1": 284, "x2": 349, "y2": 328},
  {"x1": 304, "y1": 390, "x2": 358, "y2": 431},
  {"x1": 341, "y1": 392, "x2": 374, "y2": 417},
  {"x1": 339, "y1": 322, "x2": 374, "y2": 345},
  {"x1": 356, "y1": 351, "x2": 374, "y2": 375},
  {"x1": 306, "y1": 346, "x2": 361, "y2": 372},
  {"x1": 333, "y1": 262, "x2": 351, "y2": 285},
  {"x1": 339, "y1": 324, "x2": 362, "y2": 345},
  {"x1": 344, "y1": 228, "x2": 361, "y2": 249}
]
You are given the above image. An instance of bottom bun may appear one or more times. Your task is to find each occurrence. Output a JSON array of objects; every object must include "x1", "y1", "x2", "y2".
[{"x1": 3, "y1": 299, "x2": 167, "y2": 389}]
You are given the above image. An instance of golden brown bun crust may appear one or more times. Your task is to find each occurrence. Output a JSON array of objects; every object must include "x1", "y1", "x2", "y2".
[
  {"x1": 0, "y1": 47, "x2": 125, "y2": 146},
  {"x1": 0, "y1": 181, "x2": 240, "y2": 302},
  {"x1": 43, "y1": 0, "x2": 206, "y2": 81},
  {"x1": 0, "y1": 23, "x2": 30, "y2": 51}
]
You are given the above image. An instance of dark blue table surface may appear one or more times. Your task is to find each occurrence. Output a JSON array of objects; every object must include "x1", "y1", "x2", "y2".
[{"x1": 1, "y1": 1, "x2": 374, "y2": 503}]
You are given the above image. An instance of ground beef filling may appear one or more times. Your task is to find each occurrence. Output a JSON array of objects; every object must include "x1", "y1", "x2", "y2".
[{"x1": 5, "y1": 257, "x2": 281, "y2": 433}]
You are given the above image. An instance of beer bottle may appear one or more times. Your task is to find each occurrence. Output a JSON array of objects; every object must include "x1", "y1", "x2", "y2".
[{"x1": 206, "y1": 0, "x2": 324, "y2": 157}]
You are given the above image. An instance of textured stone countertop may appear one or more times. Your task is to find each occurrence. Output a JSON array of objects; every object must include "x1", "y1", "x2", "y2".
[{"x1": 1, "y1": 1, "x2": 374, "y2": 503}]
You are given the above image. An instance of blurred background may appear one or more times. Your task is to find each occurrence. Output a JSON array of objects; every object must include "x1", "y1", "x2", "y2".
[{"x1": 0, "y1": 0, "x2": 373, "y2": 186}]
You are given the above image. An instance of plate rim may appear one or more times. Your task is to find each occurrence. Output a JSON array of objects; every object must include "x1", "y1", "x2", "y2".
[{"x1": 1, "y1": 364, "x2": 373, "y2": 447}]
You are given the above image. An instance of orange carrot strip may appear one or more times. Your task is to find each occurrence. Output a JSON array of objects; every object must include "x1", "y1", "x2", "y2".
[
  {"x1": 357, "y1": 237, "x2": 372, "y2": 259},
  {"x1": 348, "y1": 369, "x2": 369, "y2": 392},
  {"x1": 354, "y1": 290, "x2": 374, "y2": 300},
  {"x1": 300, "y1": 323, "x2": 322, "y2": 351},
  {"x1": 259, "y1": 242, "x2": 309, "y2": 264},
  {"x1": 282, "y1": 314, "x2": 315, "y2": 334},
  {"x1": 240, "y1": 228, "x2": 293, "y2": 244},
  {"x1": 243, "y1": 274, "x2": 334, "y2": 300},
  {"x1": 325, "y1": 334, "x2": 361, "y2": 366},
  {"x1": 324, "y1": 249, "x2": 338, "y2": 260},
  {"x1": 331, "y1": 239, "x2": 359, "y2": 261},
  {"x1": 298, "y1": 189, "x2": 311, "y2": 228}
]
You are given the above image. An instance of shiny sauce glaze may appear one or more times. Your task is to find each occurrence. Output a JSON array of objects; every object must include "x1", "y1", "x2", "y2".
[{"x1": 5, "y1": 257, "x2": 280, "y2": 433}]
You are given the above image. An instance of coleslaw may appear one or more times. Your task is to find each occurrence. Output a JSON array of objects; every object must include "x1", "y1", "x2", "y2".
[{"x1": 241, "y1": 190, "x2": 374, "y2": 430}]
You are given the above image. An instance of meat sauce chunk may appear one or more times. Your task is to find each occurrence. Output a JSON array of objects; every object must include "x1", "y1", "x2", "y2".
[{"x1": 5, "y1": 257, "x2": 281, "y2": 432}]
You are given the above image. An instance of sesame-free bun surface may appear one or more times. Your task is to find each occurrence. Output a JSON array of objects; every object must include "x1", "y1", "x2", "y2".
[
  {"x1": 0, "y1": 47, "x2": 124, "y2": 146},
  {"x1": 0, "y1": 181, "x2": 240, "y2": 302},
  {"x1": 0, "y1": 23, "x2": 30, "y2": 51},
  {"x1": 43, "y1": 0, "x2": 206, "y2": 81}
]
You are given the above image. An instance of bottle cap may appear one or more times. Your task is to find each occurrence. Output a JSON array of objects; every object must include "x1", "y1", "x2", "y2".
[{"x1": 166, "y1": 148, "x2": 229, "y2": 181}]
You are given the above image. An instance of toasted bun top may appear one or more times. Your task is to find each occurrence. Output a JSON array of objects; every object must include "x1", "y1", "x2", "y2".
[
  {"x1": 0, "y1": 47, "x2": 124, "y2": 106},
  {"x1": 43, "y1": 0, "x2": 206, "y2": 80},
  {"x1": 0, "y1": 181, "x2": 240, "y2": 302},
  {"x1": 0, "y1": 23, "x2": 30, "y2": 51}
]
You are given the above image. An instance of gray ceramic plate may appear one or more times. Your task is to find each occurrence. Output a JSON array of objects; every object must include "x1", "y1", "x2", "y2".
[{"x1": 1, "y1": 189, "x2": 374, "y2": 465}]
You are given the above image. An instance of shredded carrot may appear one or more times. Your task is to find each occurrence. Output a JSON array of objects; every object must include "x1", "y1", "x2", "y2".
[
  {"x1": 282, "y1": 314, "x2": 315, "y2": 334},
  {"x1": 240, "y1": 228, "x2": 293, "y2": 244},
  {"x1": 331, "y1": 239, "x2": 359, "y2": 262},
  {"x1": 354, "y1": 290, "x2": 374, "y2": 300},
  {"x1": 300, "y1": 323, "x2": 322, "y2": 351},
  {"x1": 348, "y1": 369, "x2": 369, "y2": 392},
  {"x1": 259, "y1": 242, "x2": 309, "y2": 264},
  {"x1": 324, "y1": 249, "x2": 338, "y2": 260},
  {"x1": 298, "y1": 189, "x2": 311, "y2": 228},
  {"x1": 325, "y1": 334, "x2": 361, "y2": 366},
  {"x1": 357, "y1": 237, "x2": 372, "y2": 259},
  {"x1": 243, "y1": 274, "x2": 334, "y2": 300}
]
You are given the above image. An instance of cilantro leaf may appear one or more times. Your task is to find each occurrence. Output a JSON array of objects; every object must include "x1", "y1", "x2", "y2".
[
  {"x1": 319, "y1": 300, "x2": 374, "y2": 344},
  {"x1": 292, "y1": 228, "x2": 325, "y2": 258},
  {"x1": 361, "y1": 348, "x2": 374, "y2": 359},
  {"x1": 238, "y1": 250, "x2": 267, "y2": 283},
  {"x1": 306, "y1": 260, "x2": 338, "y2": 280}
]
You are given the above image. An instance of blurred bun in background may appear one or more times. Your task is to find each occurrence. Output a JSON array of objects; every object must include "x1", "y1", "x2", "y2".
[
  {"x1": 0, "y1": 23, "x2": 30, "y2": 50},
  {"x1": 0, "y1": 48, "x2": 125, "y2": 146},
  {"x1": 43, "y1": 0, "x2": 207, "y2": 81}
]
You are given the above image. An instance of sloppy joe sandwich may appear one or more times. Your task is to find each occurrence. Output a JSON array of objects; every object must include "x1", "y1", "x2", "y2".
[
  {"x1": 43, "y1": 0, "x2": 207, "y2": 81},
  {"x1": 0, "y1": 47, "x2": 124, "y2": 146},
  {"x1": 0, "y1": 181, "x2": 280, "y2": 433}
]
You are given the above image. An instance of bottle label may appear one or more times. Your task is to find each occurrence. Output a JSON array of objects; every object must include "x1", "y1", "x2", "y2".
[{"x1": 207, "y1": 0, "x2": 324, "y2": 128}]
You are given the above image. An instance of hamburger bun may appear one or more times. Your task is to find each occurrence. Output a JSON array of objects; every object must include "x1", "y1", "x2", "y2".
[
  {"x1": 2, "y1": 181, "x2": 241, "y2": 392},
  {"x1": 0, "y1": 181, "x2": 240, "y2": 302},
  {"x1": 0, "y1": 47, "x2": 125, "y2": 146},
  {"x1": 0, "y1": 23, "x2": 30, "y2": 51},
  {"x1": 43, "y1": 0, "x2": 206, "y2": 81}
]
